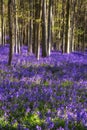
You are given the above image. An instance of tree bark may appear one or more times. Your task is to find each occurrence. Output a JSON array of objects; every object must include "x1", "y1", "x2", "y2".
[
  {"x1": 1, "y1": 0, "x2": 5, "y2": 45},
  {"x1": 47, "y1": 0, "x2": 53, "y2": 56},
  {"x1": 42, "y1": 0, "x2": 47, "y2": 57},
  {"x1": 65, "y1": 0, "x2": 70, "y2": 53},
  {"x1": 8, "y1": 0, "x2": 14, "y2": 65}
]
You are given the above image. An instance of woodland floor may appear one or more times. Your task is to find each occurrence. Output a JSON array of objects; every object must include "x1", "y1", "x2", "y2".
[{"x1": 0, "y1": 44, "x2": 87, "y2": 130}]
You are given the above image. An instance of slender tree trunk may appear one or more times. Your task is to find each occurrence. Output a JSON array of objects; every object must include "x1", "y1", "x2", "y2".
[
  {"x1": 82, "y1": 7, "x2": 86, "y2": 52},
  {"x1": 8, "y1": 0, "x2": 13, "y2": 65},
  {"x1": 32, "y1": 0, "x2": 36, "y2": 54},
  {"x1": 47, "y1": 0, "x2": 53, "y2": 56},
  {"x1": 2, "y1": 14, "x2": 6, "y2": 45},
  {"x1": 42, "y1": 0, "x2": 47, "y2": 57},
  {"x1": 1, "y1": 0, "x2": 5, "y2": 45},
  {"x1": 69, "y1": 0, "x2": 76, "y2": 52},
  {"x1": 28, "y1": 0, "x2": 33, "y2": 53},
  {"x1": 65, "y1": 0, "x2": 70, "y2": 53},
  {"x1": 14, "y1": 0, "x2": 19, "y2": 54},
  {"x1": 33, "y1": 0, "x2": 41, "y2": 60},
  {"x1": 61, "y1": 0, "x2": 65, "y2": 53}
]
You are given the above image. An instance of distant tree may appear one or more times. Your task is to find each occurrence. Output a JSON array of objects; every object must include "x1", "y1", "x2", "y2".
[
  {"x1": 1, "y1": 0, "x2": 5, "y2": 45},
  {"x1": 0, "y1": 0, "x2": 86, "y2": 65}
]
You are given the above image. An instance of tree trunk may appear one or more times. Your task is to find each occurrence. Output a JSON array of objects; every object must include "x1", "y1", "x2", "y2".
[
  {"x1": 69, "y1": 0, "x2": 76, "y2": 52},
  {"x1": 42, "y1": 0, "x2": 47, "y2": 57},
  {"x1": 34, "y1": 0, "x2": 41, "y2": 60},
  {"x1": 32, "y1": 0, "x2": 36, "y2": 54},
  {"x1": 65, "y1": 0, "x2": 70, "y2": 53},
  {"x1": 8, "y1": 0, "x2": 13, "y2": 65},
  {"x1": 28, "y1": 0, "x2": 33, "y2": 53},
  {"x1": 47, "y1": 0, "x2": 53, "y2": 56},
  {"x1": 61, "y1": 0, "x2": 65, "y2": 53},
  {"x1": 1, "y1": 0, "x2": 5, "y2": 45},
  {"x1": 14, "y1": 0, "x2": 19, "y2": 54}
]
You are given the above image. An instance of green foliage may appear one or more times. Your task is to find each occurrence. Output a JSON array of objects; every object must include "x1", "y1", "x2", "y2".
[
  {"x1": 0, "y1": 117, "x2": 7, "y2": 127},
  {"x1": 75, "y1": 29, "x2": 84, "y2": 35},
  {"x1": 68, "y1": 122, "x2": 87, "y2": 130},
  {"x1": 23, "y1": 112, "x2": 43, "y2": 128},
  {"x1": 35, "y1": 18, "x2": 42, "y2": 23},
  {"x1": 53, "y1": 26, "x2": 61, "y2": 31},
  {"x1": 61, "y1": 80, "x2": 73, "y2": 88},
  {"x1": 58, "y1": 3, "x2": 62, "y2": 13},
  {"x1": 44, "y1": 81, "x2": 49, "y2": 86},
  {"x1": 53, "y1": 118, "x2": 65, "y2": 129}
]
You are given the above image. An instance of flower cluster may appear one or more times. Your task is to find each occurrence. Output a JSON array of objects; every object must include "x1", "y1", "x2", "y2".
[{"x1": 0, "y1": 44, "x2": 87, "y2": 129}]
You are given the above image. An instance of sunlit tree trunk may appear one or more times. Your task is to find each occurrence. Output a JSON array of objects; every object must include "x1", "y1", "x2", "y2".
[
  {"x1": 69, "y1": 0, "x2": 76, "y2": 52},
  {"x1": 14, "y1": 0, "x2": 19, "y2": 54},
  {"x1": 51, "y1": 3, "x2": 54, "y2": 50},
  {"x1": 64, "y1": 0, "x2": 70, "y2": 53},
  {"x1": 28, "y1": 0, "x2": 33, "y2": 53},
  {"x1": 47, "y1": 0, "x2": 53, "y2": 56}
]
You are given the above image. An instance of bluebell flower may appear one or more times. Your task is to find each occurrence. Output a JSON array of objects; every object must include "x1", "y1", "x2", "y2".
[
  {"x1": 56, "y1": 126, "x2": 64, "y2": 130},
  {"x1": 36, "y1": 125, "x2": 42, "y2": 130}
]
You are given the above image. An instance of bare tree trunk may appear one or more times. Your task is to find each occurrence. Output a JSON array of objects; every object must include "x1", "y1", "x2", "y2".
[
  {"x1": 61, "y1": 0, "x2": 65, "y2": 53},
  {"x1": 32, "y1": 0, "x2": 36, "y2": 54},
  {"x1": 47, "y1": 0, "x2": 53, "y2": 56},
  {"x1": 28, "y1": 0, "x2": 33, "y2": 53},
  {"x1": 65, "y1": 0, "x2": 70, "y2": 53},
  {"x1": 8, "y1": 0, "x2": 13, "y2": 65},
  {"x1": 42, "y1": 0, "x2": 47, "y2": 57},
  {"x1": 14, "y1": 0, "x2": 19, "y2": 54},
  {"x1": 1, "y1": 0, "x2": 5, "y2": 45},
  {"x1": 69, "y1": 0, "x2": 76, "y2": 52},
  {"x1": 33, "y1": 0, "x2": 41, "y2": 60}
]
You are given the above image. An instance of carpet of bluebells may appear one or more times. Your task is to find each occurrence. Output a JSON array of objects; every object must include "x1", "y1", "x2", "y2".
[{"x1": 0, "y1": 44, "x2": 87, "y2": 130}]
